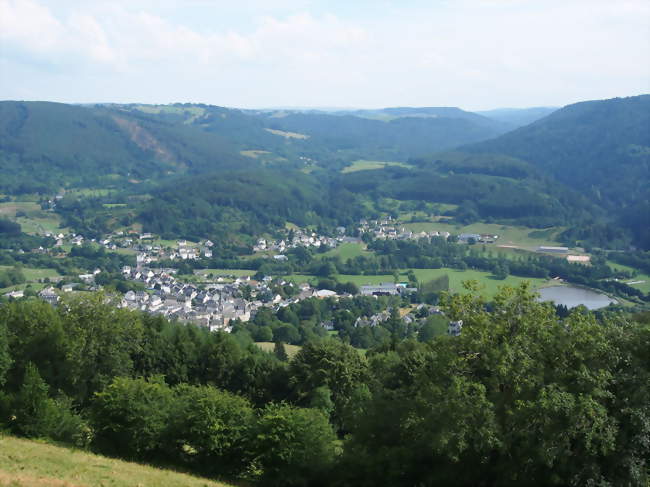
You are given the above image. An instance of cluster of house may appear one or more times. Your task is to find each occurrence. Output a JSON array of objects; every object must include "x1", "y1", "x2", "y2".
[
  {"x1": 35, "y1": 231, "x2": 85, "y2": 249},
  {"x1": 359, "y1": 282, "x2": 418, "y2": 296},
  {"x1": 349, "y1": 304, "x2": 460, "y2": 336},
  {"x1": 117, "y1": 265, "x2": 353, "y2": 332},
  {"x1": 253, "y1": 227, "x2": 342, "y2": 253},
  {"x1": 133, "y1": 240, "x2": 214, "y2": 266},
  {"x1": 357, "y1": 218, "x2": 500, "y2": 245},
  {"x1": 457, "y1": 233, "x2": 499, "y2": 244},
  {"x1": 118, "y1": 266, "x2": 255, "y2": 331},
  {"x1": 358, "y1": 218, "x2": 452, "y2": 241}
]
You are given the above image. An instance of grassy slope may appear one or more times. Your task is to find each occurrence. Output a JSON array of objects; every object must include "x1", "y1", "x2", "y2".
[
  {"x1": 0, "y1": 202, "x2": 67, "y2": 236},
  {"x1": 0, "y1": 435, "x2": 233, "y2": 487},
  {"x1": 317, "y1": 243, "x2": 369, "y2": 260}
]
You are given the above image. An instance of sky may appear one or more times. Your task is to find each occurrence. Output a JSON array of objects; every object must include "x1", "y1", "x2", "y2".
[{"x1": 1, "y1": 0, "x2": 649, "y2": 110}]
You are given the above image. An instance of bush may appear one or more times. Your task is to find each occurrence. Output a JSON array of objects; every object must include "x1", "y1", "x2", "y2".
[
  {"x1": 166, "y1": 384, "x2": 255, "y2": 476},
  {"x1": 252, "y1": 403, "x2": 338, "y2": 487},
  {"x1": 91, "y1": 376, "x2": 174, "y2": 460},
  {"x1": 10, "y1": 363, "x2": 90, "y2": 447}
]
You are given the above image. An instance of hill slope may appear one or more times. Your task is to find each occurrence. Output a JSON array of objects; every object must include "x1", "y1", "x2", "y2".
[
  {"x1": 0, "y1": 435, "x2": 234, "y2": 487},
  {"x1": 466, "y1": 95, "x2": 650, "y2": 248},
  {"x1": 0, "y1": 101, "x2": 252, "y2": 194},
  {"x1": 0, "y1": 101, "x2": 515, "y2": 194},
  {"x1": 260, "y1": 110, "x2": 508, "y2": 161},
  {"x1": 466, "y1": 95, "x2": 650, "y2": 205}
]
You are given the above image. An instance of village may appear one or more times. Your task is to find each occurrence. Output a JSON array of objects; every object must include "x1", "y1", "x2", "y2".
[{"x1": 3, "y1": 217, "x2": 502, "y2": 318}]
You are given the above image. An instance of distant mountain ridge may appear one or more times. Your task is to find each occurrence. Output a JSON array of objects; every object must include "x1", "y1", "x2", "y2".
[
  {"x1": 476, "y1": 106, "x2": 557, "y2": 128},
  {"x1": 0, "y1": 100, "x2": 513, "y2": 194}
]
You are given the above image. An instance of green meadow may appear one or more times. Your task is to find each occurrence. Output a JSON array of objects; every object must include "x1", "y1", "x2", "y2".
[
  {"x1": 341, "y1": 160, "x2": 413, "y2": 173},
  {"x1": 0, "y1": 435, "x2": 233, "y2": 487}
]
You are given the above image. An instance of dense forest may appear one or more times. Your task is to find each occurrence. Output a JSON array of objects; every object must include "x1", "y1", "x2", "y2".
[{"x1": 0, "y1": 287, "x2": 648, "y2": 486}]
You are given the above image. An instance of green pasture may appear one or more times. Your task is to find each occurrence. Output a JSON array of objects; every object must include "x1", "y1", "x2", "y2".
[
  {"x1": 607, "y1": 261, "x2": 650, "y2": 293},
  {"x1": 0, "y1": 201, "x2": 67, "y2": 235},
  {"x1": 0, "y1": 266, "x2": 60, "y2": 282},
  {"x1": 342, "y1": 160, "x2": 413, "y2": 173},
  {"x1": 317, "y1": 242, "x2": 370, "y2": 260}
]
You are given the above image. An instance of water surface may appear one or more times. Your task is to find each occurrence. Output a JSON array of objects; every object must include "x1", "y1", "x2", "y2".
[{"x1": 537, "y1": 285, "x2": 616, "y2": 310}]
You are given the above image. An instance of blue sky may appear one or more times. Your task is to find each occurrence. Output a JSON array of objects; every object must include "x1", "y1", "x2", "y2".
[{"x1": 1, "y1": 0, "x2": 648, "y2": 110}]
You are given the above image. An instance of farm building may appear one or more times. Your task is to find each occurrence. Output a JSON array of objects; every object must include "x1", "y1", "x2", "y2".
[{"x1": 537, "y1": 246, "x2": 569, "y2": 253}]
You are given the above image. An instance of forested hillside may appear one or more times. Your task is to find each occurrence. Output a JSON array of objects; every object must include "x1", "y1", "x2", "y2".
[
  {"x1": 0, "y1": 101, "x2": 511, "y2": 196},
  {"x1": 261, "y1": 111, "x2": 507, "y2": 161},
  {"x1": 466, "y1": 95, "x2": 650, "y2": 248},
  {"x1": 140, "y1": 170, "x2": 364, "y2": 242},
  {"x1": 0, "y1": 101, "x2": 250, "y2": 193}
]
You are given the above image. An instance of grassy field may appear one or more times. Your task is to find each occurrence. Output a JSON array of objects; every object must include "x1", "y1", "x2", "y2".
[
  {"x1": 317, "y1": 243, "x2": 369, "y2": 260},
  {"x1": 341, "y1": 160, "x2": 413, "y2": 173},
  {"x1": 0, "y1": 435, "x2": 233, "y2": 487},
  {"x1": 0, "y1": 266, "x2": 61, "y2": 282},
  {"x1": 0, "y1": 283, "x2": 47, "y2": 295},
  {"x1": 21, "y1": 268, "x2": 61, "y2": 281},
  {"x1": 607, "y1": 261, "x2": 650, "y2": 294},
  {"x1": 264, "y1": 128, "x2": 309, "y2": 139},
  {"x1": 0, "y1": 201, "x2": 67, "y2": 235},
  {"x1": 255, "y1": 341, "x2": 302, "y2": 358}
]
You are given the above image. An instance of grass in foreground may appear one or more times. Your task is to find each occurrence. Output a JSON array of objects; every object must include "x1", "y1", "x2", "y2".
[{"x1": 0, "y1": 435, "x2": 233, "y2": 487}]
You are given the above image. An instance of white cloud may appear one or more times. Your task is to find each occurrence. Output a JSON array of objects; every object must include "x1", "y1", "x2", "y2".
[{"x1": 0, "y1": 0, "x2": 648, "y2": 108}]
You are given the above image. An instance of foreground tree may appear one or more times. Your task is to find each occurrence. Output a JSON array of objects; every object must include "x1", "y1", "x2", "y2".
[
  {"x1": 289, "y1": 340, "x2": 368, "y2": 430},
  {"x1": 252, "y1": 403, "x2": 338, "y2": 487},
  {"x1": 340, "y1": 283, "x2": 649, "y2": 486}
]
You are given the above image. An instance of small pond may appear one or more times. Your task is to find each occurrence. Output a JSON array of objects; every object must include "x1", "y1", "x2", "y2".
[{"x1": 537, "y1": 285, "x2": 617, "y2": 310}]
